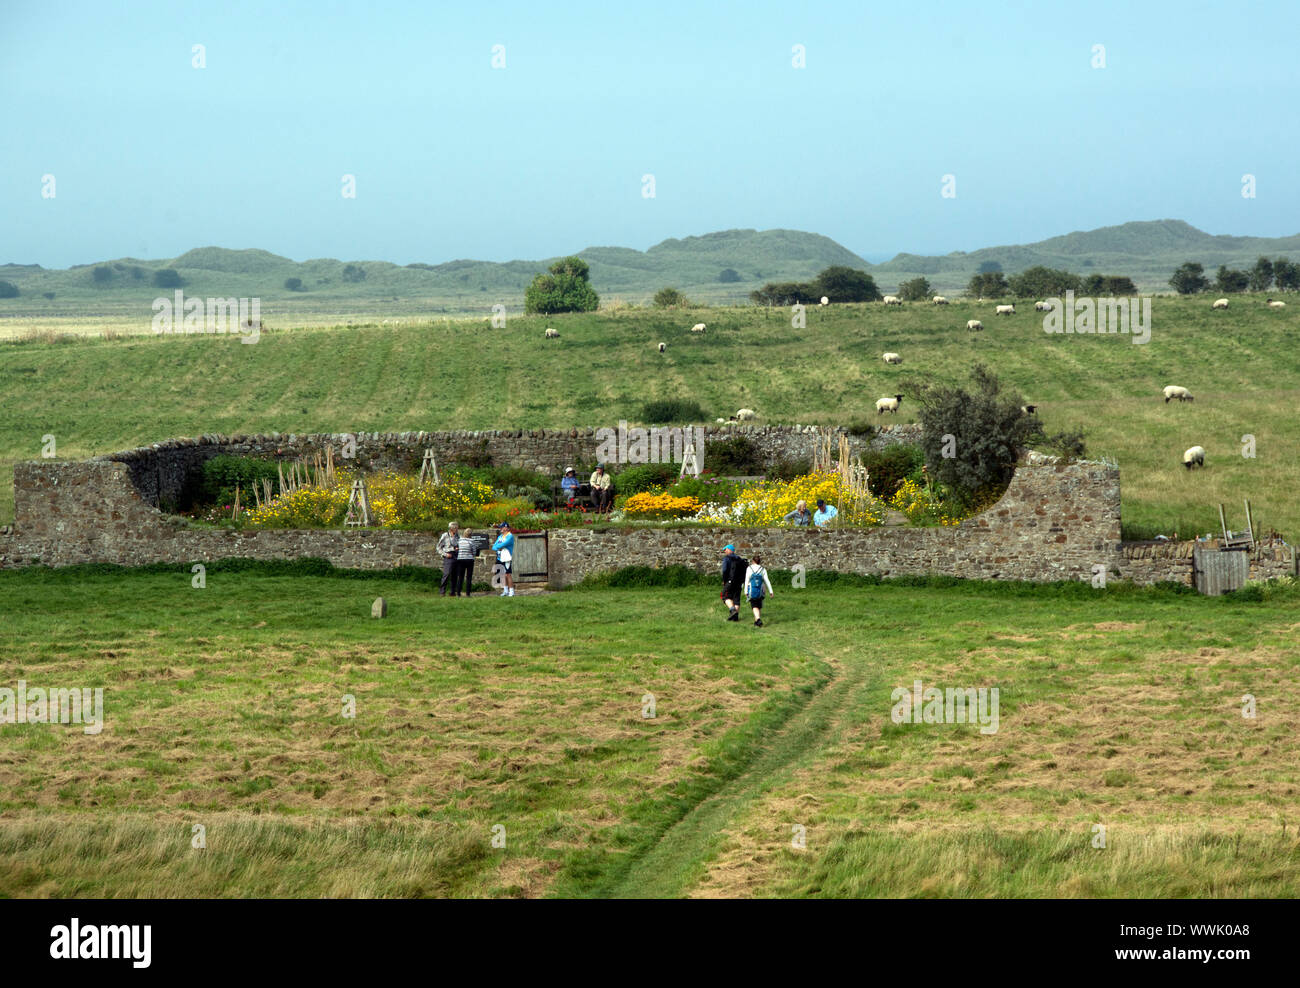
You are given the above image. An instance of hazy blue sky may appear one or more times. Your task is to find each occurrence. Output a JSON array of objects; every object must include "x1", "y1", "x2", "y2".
[{"x1": 3, "y1": 0, "x2": 1296, "y2": 268}]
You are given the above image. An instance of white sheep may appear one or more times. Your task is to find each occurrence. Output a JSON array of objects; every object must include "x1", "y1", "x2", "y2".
[
  {"x1": 875, "y1": 394, "x2": 904, "y2": 415},
  {"x1": 966, "y1": 319, "x2": 984, "y2": 331},
  {"x1": 736, "y1": 408, "x2": 756, "y2": 421},
  {"x1": 1034, "y1": 300, "x2": 1053, "y2": 312},
  {"x1": 883, "y1": 295, "x2": 902, "y2": 306},
  {"x1": 658, "y1": 342, "x2": 666, "y2": 353},
  {"x1": 1267, "y1": 299, "x2": 1286, "y2": 309},
  {"x1": 819, "y1": 296, "x2": 829, "y2": 306},
  {"x1": 715, "y1": 418, "x2": 727, "y2": 424},
  {"x1": 995, "y1": 304, "x2": 1016, "y2": 316},
  {"x1": 691, "y1": 322, "x2": 707, "y2": 332},
  {"x1": 882, "y1": 352, "x2": 902, "y2": 364},
  {"x1": 1162, "y1": 385, "x2": 1194, "y2": 403},
  {"x1": 1212, "y1": 298, "x2": 1229, "y2": 310},
  {"x1": 1183, "y1": 445, "x2": 1205, "y2": 470},
  {"x1": 932, "y1": 295, "x2": 948, "y2": 305},
  {"x1": 544, "y1": 327, "x2": 559, "y2": 338}
]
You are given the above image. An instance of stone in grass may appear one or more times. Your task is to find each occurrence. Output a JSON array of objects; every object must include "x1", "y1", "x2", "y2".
[{"x1": 371, "y1": 597, "x2": 387, "y2": 618}]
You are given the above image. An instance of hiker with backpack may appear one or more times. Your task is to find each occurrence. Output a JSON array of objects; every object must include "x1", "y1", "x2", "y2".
[
  {"x1": 720, "y1": 543, "x2": 747, "y2": 622},
  {"x1": 743, "y1": 554, "x2": 775, "y2": 627}
]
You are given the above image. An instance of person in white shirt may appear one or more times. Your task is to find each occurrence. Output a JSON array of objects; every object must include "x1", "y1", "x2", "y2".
[{"x1": 742, "y1": 553, "x2": 775, "y2": 627}]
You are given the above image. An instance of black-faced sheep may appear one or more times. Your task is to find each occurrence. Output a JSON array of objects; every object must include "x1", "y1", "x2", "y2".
[
  {"x1": 1183, "y1": 445, "x2": 1205, "y2": 470},
  {"x1": 876, "y1": 394, "x2": 904, "y2": 415}
]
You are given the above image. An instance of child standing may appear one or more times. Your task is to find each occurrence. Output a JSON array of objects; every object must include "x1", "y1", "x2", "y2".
[{"x1": 743, "y1": 554, "x2": 774, "y2": 627}]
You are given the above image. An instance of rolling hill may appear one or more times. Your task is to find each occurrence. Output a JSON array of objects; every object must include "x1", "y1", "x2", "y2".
[{"x1": 2, "y1": 222, "x2": 1298, "y2": 326}]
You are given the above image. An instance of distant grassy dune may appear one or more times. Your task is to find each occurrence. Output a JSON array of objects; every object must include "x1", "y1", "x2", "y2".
[{"x1": 1, "y1": 297, "x2": 1297, "y2": 538}]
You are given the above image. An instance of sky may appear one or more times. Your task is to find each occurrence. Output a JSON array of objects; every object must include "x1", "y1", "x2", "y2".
[{"x1": 2, "y1": 0, "x2": 1297, "y2": 268}]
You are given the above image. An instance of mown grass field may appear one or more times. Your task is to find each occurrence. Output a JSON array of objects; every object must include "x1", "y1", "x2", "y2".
[
  {"x1": 2, "y1": 296, "x2": 1296, "y2": 536},
  {"x1": 1, "y1": 564, "x2": 1297, "y2": 898}
]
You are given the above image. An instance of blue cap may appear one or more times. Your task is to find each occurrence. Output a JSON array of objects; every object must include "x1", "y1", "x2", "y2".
[{"x1": 723, "y1": 544, "x2": 735, "y2": 552}]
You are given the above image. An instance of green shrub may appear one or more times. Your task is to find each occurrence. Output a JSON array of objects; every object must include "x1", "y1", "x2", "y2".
[
  {"x1": 152, "y1": 268, "x2": 182, "y2": 288},
  {"x1": 284, "y1": 277, "x2": 305, "y2": 292},
  {"x1": 845, "y1": 421, "x2": 877, "y2": 438},
  {"x1": 706, "y1": 435, "x2": 765, "y2": 475},
  {"x1": 0, "y1": 280, "x2": 18, "y2": 299},
  {"x1": 196, "y1": 455, "x2": 283, "y2": 508},
  {"x1": 768, "y1": 456, "x2": 812, "y2": 482},
  {"x1": 652, "y1": 287, "x2": 688, "y2": 308},
  {"x1": 92, "y1": 266, "x2": 113, "y2": 283},
  {"x1": 613, "y1": 462, "x2": 679, "y2": 495},
  {"x1": 861, "y1": 445, "x2": 925, "y2": 498},
  {"x1": 640, "y1": 398, "x2": 706, "y2": 423}
]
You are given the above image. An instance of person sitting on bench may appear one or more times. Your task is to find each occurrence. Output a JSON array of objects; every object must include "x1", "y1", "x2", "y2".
[
  {"x1": 590, "y1": 464, "x2": 614, "y2": 513},
  {"x1": 561, "y1": 467, "x2": 581, "y2": 507}
]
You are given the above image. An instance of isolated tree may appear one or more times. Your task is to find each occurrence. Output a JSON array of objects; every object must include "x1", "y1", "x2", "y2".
[
  {"x1": 1007, "y1": 266, "x2": 1081, "y2": 298},
  {"x1": 967, "y1": 271, "x2": 1009, "y2": 297},
  {"x1": 898, "y1": 276, "x2": 931, "y2": 302},
  {"x1": 750, "y1": 281, "x2": 817, "y2": 306},
  {"x1": 814, "y1": 265, "x2": 881, "y2": 302},
  {"x1": 1274, "y1": 257, "x2": 1299, "y2": 291},
  {"x1": 524, "y1": 256, "x2": 599, "y2": 314},
  {"x1": 653, "y1": 287, "x2": 688, "y2": 308},
  {"x1": 0, "y1": 280, "x2": 18, "y2": 298},
  {"x1": 153, "y1": 268, "x2": 183, "y2": 288},
  {"x1": 284, "y1": 277, "x2": 305, "y2": 292},
  {"x1": 341, "y1": 263, "x2": 367, "y2": 283},
  {"x1": 718, "y1": 268, "x2": 741, "y2": 283},
  {"x1": 1169, "y1": 262, "x2": 1208, "y2": 295},
  {"x1": 92, "y1": 266, "x2": 113, "y2": 283},
  {"x1": 1248, "y1": 256, "x2": 1273, "y2": 293},
  {"x1": 1215, "y1": 265, "x2": 1249, "y2": 294}
]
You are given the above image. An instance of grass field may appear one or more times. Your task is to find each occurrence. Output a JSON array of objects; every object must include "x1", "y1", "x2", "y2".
[
  {"x1": 2, "y1": 296, "x2": 1297, "y2": 538},
  {"x1": 1, "y1": 563, "x2": 1297, "y2": 898}
]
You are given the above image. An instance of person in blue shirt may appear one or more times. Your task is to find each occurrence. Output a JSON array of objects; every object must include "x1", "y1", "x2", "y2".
[
  {"x1": 492, "y1": 521, "x2": 516, "y2": 597},
  {"x1": 560, "y1": 467, "x2": 580, "y2": 508},
  {"x1": 813, "y1": 498, "x2": 838, "y2": 526}
]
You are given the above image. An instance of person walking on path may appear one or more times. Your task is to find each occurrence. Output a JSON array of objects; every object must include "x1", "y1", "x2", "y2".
[
  {"x1": 720, "y1": 543, "x2": 747, "y2": 621},
  {"x1": 455, "y1": 527, "x2": 477, "y2": 596},
  {"x1": 437, "y1": 521, "x2": 460, "y2": 596},
  {"x1": 492, "y1": 521, "x2": 516, "y2": 597},
  {"x1": 743, "y1": 553, "x2": 775, "y2": 627}
]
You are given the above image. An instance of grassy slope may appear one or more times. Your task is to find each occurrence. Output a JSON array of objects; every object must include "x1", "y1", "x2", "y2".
[
  {"x1": 2, "y1": 297, "x2": 1297, "y2": 537},
  {"x1": 1, "y1": 567, "x2": 1296, "y2": 897}
]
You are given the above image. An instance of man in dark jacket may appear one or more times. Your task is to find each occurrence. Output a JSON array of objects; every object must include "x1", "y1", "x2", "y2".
[{"x1": 720, "y1": 543, "x2": 747, "y2": 621}]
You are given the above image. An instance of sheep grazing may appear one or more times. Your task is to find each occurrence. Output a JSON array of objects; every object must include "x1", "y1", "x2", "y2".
[
  {"x1": 883, "y1": 295, "x2": 902, "y2": 306},
  {"x1": 882, "y1": 352, "x2": 902, "y2": 364},
  {"x1": 657, "y1": 342, "x2": 666, "y2": 353},
  {"x1": 966, "y1": 319, "x2": 984, "y2": 332},
  {"x1": 690, "y1": 323, "x2": 706, "y2": 333},
  {"x1": 1034, "y1": 300, "x2": 1053, "y2": 312},
  {"x1": 544, "y1": 327, "x2": 559, "y2": 339},
  {"x1": 1163, "y1": 385, "x2": 1194, "y2": 403},
  {"x1": 875, "y1": 394, "x2": 904, "y2": 415},
  {"x1": 995, "y1": 304, "x2": 1015, "y2": 316},
  {"x1": 1183, "y1": 445, "x2": 1206, "y2": 470},
  {"x1": 736, "y1": 408, "x2": 756, "y2": 421},
  {"x1": 1212, "y1": 298, "x2": 1229, "y2": 310},
  {"x1": 932, "y1": 295, "x2": 948, "y2": 305},
  {"x1": 1021, "y1": 404, "x2": 1037, "y2": 415},
  {"x1": 1267, "y1": 299, "x2": 1287, "y2": 309},
  {"x1": 819, "y1": 296, "x2": 829, "y2": 306}
]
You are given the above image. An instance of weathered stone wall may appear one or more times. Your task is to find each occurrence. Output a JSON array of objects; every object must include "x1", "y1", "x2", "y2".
[
  {"x1": 548, "y1": 461, "x2": 1123, "y2": 587},
  {"x1": 1120, "y1": 539, "x2": 1296, "y2": 585},
  {"x1": 98, "y1": 423, "x2": 922, "y2": 510},
  {"x1": 5, "y1": 435, "x2": 1288, "y2": 589}
]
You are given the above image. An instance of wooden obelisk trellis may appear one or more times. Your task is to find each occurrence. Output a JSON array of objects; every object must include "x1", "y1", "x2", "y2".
[
  {"x1": 418, "y1": 448, "x2": 440, "y2": 486},
  {"x1": 345, "y1": 477, "x2": 373, "y2": 527},
  {"x1": 679, "y1": 441, "x2": 701, "y2": 479}
]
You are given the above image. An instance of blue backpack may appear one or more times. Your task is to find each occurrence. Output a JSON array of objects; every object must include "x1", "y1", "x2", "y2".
[{"x1": 748, "y1": 568, "x2": 765, "y2": 599}]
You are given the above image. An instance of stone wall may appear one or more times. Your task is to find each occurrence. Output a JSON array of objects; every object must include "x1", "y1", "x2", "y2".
[
  {"x1": 548, "y1": 460, "x2": 1123, "y2": 587},
  {"x1": 1120, "y1": 539, "x2": 1295, "y2": 586},
  {"x1": 98, "y1": 423, "x2": 922, "y2": 511},
  {"x1": 4, "y1": 433, "x2": 1290, "y2": 590}
]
